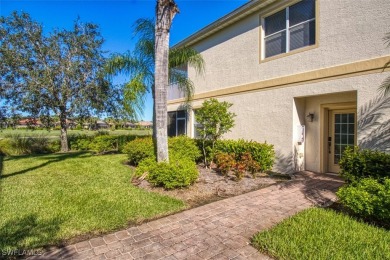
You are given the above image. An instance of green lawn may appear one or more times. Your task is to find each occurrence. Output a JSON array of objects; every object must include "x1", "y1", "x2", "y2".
[
  {"x1": 0, "y1": 128, "x2": 151, "y2": 139},
  {"x1": 0, "y1": 153, "x2": 184, "y2": 251},
  {"x1": 252, "y1": 208, "x2": 390, "y2": 260}
]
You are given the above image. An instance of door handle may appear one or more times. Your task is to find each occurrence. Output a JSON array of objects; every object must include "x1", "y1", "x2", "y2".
[{"x1": 328, "y1": 137, "x2": 332, "y2": 154}]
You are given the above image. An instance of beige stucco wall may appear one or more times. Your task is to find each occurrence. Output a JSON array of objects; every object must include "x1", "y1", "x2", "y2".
[
  {"x1": 186, "y1": 0, "x2": 390, "y2": 94},
  {"x1": 168, "y1": 0, "x2": 390, "y2": 173},
  {"x1": 169, "y1": 72, "x2": 390, "y2": 173}
]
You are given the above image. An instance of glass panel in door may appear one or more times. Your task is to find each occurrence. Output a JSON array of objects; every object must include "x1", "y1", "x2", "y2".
[{"x1": 328, "y1": 110, "x2": 356, "y2": 173}]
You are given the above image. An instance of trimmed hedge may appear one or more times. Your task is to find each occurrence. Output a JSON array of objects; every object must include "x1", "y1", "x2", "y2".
[
  {"x1": 337, "y1": 178, "x2": 390, "y2": 222},
  {"x1": 337, "y1": 147, "x2": 390, "y2": 223},
  {"x1": 339, "y1": 147, "x2": 390, "y2": 183},
  {"x1": 214, "y1": 139, "x2": 275, "y2": 172},
  {"x1": 129, "y1": 136, "x2": 201, "y2": 189},
  {"x1": 69, "y1": 134, "x2": 94, "y2": 151},
  {"x1": 89, "y1": 135, "x2": 137, "y2": 153},
  {"x1": 125, "y1": 136, "x2": 201, "y2": 166},
  {"x1": 123, "y1": 137, "x2": 154, "y2": 166},
  {"x1": 69, "y1": 134, "x2": 140, "y2": 153},
  {"x1": 0, "y1": 133, "x2": 144, "y2": 155},
  {"x1": 0, "y1": 135, "x2": 60, "y2": 155},
  {"x1": 168, "y1": 136, "x2": 201, "y2": 162},
  {"x1": 145, "y1": 158, "x2": 199, "y2": 189}
]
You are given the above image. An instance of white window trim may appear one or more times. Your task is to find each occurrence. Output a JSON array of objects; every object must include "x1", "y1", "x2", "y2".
[
  {"x1": 191, "y1": 110, "x2": 195, "y2": 138},
  {"x1": 262, "y1": 3, "x2": 316, "y2": 59},
  {"x1": 176, "y1": 113, "x2": 186, "y2": 136}
]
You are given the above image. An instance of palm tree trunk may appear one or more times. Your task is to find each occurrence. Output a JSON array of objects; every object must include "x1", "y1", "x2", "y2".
[{"x1": 154, "y1": 0, "x2": 179, "y2": 162}]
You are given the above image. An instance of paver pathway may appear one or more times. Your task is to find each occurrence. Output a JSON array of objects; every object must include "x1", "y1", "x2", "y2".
[{"x1": 30, "y1": 172, "x2": 343, "y2": 260}]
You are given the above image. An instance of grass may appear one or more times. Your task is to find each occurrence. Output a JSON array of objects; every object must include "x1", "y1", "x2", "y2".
[
  {"x1": 0, "y1": 128, "x2": 151, "y2": 139},
  {"x1": 252, "y1": 208, "x2": 390, "y2": 260},
  {"x1": 0, "y1": 153, "x2": 185, "y2": 251}
]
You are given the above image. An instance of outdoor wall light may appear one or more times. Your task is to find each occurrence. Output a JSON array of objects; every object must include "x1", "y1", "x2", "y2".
[{"x1": 306, "y1": 113, "x2": 315, "y2": 122}]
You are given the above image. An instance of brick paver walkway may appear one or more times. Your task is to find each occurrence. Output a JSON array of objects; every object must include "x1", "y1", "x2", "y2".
[{"x1": 30, "y1": 171, "x2": 343, "y2": 260}]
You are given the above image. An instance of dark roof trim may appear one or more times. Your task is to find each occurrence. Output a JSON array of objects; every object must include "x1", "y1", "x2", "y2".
[{"x1": 173, "y1": 0, "x2": 278, "y2": 48}]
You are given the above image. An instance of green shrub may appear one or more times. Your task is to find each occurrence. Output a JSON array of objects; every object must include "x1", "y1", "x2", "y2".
[
  {"x1": 123, "y1": 137, "x2": 154, "y2": 166},
  {"x1": 168, "y1": 136, "x2": 201, "y2": 161},
  {"x1": 89, "y1": 135, "x2": 118, "y2": 153},
  {"x1": 215, "y1": 152, "x2": 236, "y2": 175},
  {"x1": 214, "y1": 139, "x2": 275, "y2": 172},
  {"x1": 195, "y1": 98, "x2": 236, "y2": 165},
  {"x1": 70, "y1": 134, "x2": 139, "y2": 153},
  {"x1": 147, "y1": 158, "x2": 198, "y2": 189},
  {"x1": 115, "y1": 135, "x2": 138, "y2": 152},
  {"x1": 134, "y1": 157, "x2": 157, "y2": 178},
  {"x1": 340, "y1": 147, "x2": 390, "y2": 183},
  {"x1": 6, "y1": 134, "x2": 32, "y2": 155},
  {"x1": 47, "y1": 140, "x2": 61, "y2": 153},
  {"x1": 0, "y1": 134, "x2": 52, "y2": 155},
  {"x1": 125, "y1": 136, "x2": 200, "y2": 166},
  {"x1": 69, "y1": 134, "x2": 93, "y2": 151},
  {"x1": 0, "y1": 139, "x2": 14, "y2": 156},
  {"x1": 337, "y1": 178, "x2": 390, "y2": 222},
  {"x1": 215, "y1": 151, "x2": 261, "y2": 180},
  {"x1": 29, "y1": 135, "x2": 52, "y2": 154},
  {"x1": 233, "y1": 160, "x2": 247, "y2": 181},
  {"x1": 240, "y1": 152, "x2": 261, "y2": 177},
  {"x1": 195, "y1": 139, "x2": 213, "y2": 164},
  {"x1": 95, "y1": 130, "x2": 109, "y2": 136}
]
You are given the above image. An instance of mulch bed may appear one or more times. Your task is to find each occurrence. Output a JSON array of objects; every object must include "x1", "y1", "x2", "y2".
[{"x1": 133, "y1": 165, "x2": 291, "y2": 207}]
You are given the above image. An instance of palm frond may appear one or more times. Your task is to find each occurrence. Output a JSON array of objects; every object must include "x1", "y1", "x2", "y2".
[
  {"x1": 134, "y1": 38, "x2": 154, "y2": 62},
  {"x1": 105, "y1": 17, "x2": 205, "y2": 120},
  {"x1": 359, "y1": 119, "x2": 390, "y2": 152},
  {"x1": 104, "y1": 52, "x2": 138, "y2": 77},
  {"x1": 169, "y1": 46, "x2": 205, "y2": 75},
  {"x1": 132, "y1": 18, "x2": 154, "y2": 42},
  {"x1": 383, "y1": 32, "x2": 390, "y2": 48},
  {"x1": 122, "y1": 74, "x2": 148, "y2": 120},
  {"x1": 379, "y1": 32, "x2": 390, "y2": 94},
  {"x1": 170, "y1": 70, "x2": 194, "y2": 103},
  {"x1": 379, "y1": 75, "x2": 390, "y2": 96},
  {"x1": 358, "y1": 95, "x2": 390, "y2": 137}
]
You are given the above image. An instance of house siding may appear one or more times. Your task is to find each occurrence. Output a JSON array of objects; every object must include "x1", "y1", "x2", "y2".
[
  {"x1": 168, "y1": 0, "x2": 390, "y2": 173},
  {"x1": 185, "y1": 0, "x2": 390, "y2": 94}
]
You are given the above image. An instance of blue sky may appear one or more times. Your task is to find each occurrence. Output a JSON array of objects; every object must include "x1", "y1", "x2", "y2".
[{"x1": 0, "y1": 0, "x2": 247, "y2": 121}]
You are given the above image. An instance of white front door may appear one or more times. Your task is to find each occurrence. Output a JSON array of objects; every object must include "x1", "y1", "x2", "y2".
[{"x1": 327, "y1": 109, "x2": 356, "y2": 173}]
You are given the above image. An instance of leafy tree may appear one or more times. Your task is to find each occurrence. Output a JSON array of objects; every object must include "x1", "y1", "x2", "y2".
[
  {"x1": 379, "y1": 32, "x2": 390, "y2": 95},
  {"x1": 105, "y1": 17, "x2": 204, "y2": 162},
  {"x1": 195, "y1": 98, "x2": 236, "y2": 166},
  {"x1": 6, "y1": 112, "x2": 21, "y2": 129},
  {"x1": 0, "y1": 106, "x2": 7, "y2": 129},
  {"x1": 0, "y1": 12, "x2": 116, "y2": 151}
]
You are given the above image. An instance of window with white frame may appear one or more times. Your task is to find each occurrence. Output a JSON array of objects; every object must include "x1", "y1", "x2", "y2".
[
  {"x1": 192, "y1": 110, "x2": 202, "y2": 139},
  {"x1": 263, "y1": 0, "x2": 316, "y2": 59},
  {"x1": 168, "y1": 110, "x2": 187, "y2": 137}
]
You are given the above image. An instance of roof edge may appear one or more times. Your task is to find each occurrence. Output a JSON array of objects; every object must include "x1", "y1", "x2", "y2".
[{"x1": 172, "y1": 0, "x2": 277, "y2": 48}]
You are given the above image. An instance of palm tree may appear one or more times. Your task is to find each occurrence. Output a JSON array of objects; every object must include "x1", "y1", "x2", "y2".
[
  {"x1": 154, "y1": 0, "x2": 179, "y2": 162},
  {"x1": 379, "y1": 32, "x2": 390, "y2": 95},
  {"x1": 105, "y1": 11, "x2": 204, "y2": 162}
]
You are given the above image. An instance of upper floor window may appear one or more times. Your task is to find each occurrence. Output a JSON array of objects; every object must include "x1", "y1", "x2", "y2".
[{"x1": 264, "y1": 0, "x2": 316, "y2": 59}]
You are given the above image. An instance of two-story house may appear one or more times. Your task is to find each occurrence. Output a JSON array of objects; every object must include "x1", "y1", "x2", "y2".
[{"x1": 167, "y1": 0, "x2": 390, "y2": 174}]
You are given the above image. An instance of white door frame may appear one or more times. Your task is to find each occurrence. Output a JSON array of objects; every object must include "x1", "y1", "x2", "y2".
[{"x1": 320, "y1": 102, "x2": 356, "y2": 173}]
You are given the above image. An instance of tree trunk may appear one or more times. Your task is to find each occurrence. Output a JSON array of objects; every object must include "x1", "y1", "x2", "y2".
[
  {"x1": 154, "y1": 0, "x2": 179, "y2": 162},
  {"x1": 59, "y1": 111, "x2": 69, "y2": 152},
  {"x1": 152, "y1": 88, "x2": 158, "y2": 157}
]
